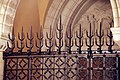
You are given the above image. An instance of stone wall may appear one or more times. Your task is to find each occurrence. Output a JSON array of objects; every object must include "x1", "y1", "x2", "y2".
[{"x1": 0, "y1": 52, "x2": 3, "y2": 80}]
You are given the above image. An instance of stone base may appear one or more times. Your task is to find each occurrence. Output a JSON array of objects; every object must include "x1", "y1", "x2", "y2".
[{"x1": 111, "y1": 27, "x2": 120, "y2": 47}]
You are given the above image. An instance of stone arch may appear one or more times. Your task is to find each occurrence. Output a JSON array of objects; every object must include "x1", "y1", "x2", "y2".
[
  {"x1": 44, "y1": 0, "x2": 116, "y2": 33},
  {"x1": 44, "y1": 0, "x2": 116, "y2": 50},
  {"x1": 44, "y1": 0, "x2": 120, "y2": 30},
  {"x1": 0, "y1": 0, "x2": 21, "y2": 51}
]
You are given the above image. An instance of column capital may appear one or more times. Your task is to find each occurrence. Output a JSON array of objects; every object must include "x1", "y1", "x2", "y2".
[{"x1": 111, "y1": 27, "x2": 120, "y2": 47}]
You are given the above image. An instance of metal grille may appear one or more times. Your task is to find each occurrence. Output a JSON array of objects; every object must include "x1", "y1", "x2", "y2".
[
  {"x1": 3, "y1": 16, "x2": 120, "y2": 80},
  {"x1": 3, "y1": 53, "x2": 120, "y2": 80}
]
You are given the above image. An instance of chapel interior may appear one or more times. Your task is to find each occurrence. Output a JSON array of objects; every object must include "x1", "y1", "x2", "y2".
[{"x1": 0, "y1": 0, "x2": 120, "y2": 80}]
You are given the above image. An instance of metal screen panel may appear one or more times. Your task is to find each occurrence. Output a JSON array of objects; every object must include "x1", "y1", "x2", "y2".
[{"x1": 3, "y1": 53, "x2": 120, "y2": 80}]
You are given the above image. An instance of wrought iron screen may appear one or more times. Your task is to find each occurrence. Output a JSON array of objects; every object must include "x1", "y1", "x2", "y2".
[{"x1": 3, "y1": 16, "x2": 120, "y2": 80}]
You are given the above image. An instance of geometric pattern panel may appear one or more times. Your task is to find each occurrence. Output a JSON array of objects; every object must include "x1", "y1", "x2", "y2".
[{"x1": 3, "y1": 53, "x2": 120, "y2": 80}]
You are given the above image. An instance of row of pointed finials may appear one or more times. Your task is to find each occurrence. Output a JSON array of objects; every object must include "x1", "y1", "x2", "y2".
[{"x1": 6, "y1": 17, "x2": 114, "y2": 55}]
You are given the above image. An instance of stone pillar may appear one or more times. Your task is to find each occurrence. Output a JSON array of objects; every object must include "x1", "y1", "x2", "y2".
[
  {"x1": 110, "y1": 0, "x2": 119, "y2": 28},
  {"x1": 0, "y1": 52, "x2": 3, "y2": 80},
  {"x1": 110, "y1": 0, "x2": 120, "y2": 47}
]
